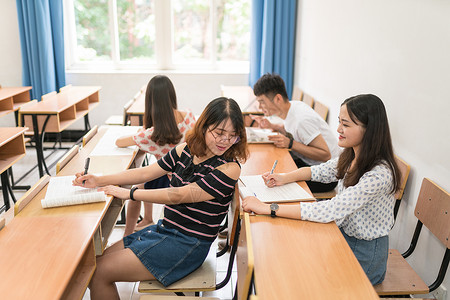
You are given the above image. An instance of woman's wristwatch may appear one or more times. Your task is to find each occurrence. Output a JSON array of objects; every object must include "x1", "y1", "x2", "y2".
[{"x1": 130, "y1": 186, "x2": 138, "y2": 201}]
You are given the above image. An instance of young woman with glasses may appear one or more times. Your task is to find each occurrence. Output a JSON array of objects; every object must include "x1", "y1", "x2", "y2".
[{"x1": 73, "y1": 97, "x2": 248, "y2": 299}]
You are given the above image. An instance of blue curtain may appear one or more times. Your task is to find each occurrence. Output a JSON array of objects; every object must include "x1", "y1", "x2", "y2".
[
  {"x1": 249, "y1": 0, "x2": 297, "y2": 99},
  {"x1": 16, "y1": 0, "x2": 65, "y2": 101}
]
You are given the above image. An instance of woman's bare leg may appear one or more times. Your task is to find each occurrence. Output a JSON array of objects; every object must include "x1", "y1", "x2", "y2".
[
  {"x1": 89, "y1": 244, "x2": 155, "y2": 300},
  {"x1": 136, "y1": 202, "x2": 154, "y2": 228}
]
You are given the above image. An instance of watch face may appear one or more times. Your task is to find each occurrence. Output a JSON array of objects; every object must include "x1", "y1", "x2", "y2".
[{"x1": 270, "y1": 203, "x2": 279, "y2": 211}]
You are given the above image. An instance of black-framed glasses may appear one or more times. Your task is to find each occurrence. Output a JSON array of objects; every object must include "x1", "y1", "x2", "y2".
[{"x1": 209, "y1": 130, "x2": 240, "y2": 144}]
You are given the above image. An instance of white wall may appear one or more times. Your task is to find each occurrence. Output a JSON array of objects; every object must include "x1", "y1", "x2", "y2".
[{"x1": 295, "y1": 0, "x2": 450, "y2": 296}]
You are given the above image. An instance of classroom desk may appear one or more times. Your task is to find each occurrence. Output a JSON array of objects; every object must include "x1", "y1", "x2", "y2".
[
  {"x1": 240, "y1": 144, "x2": 379, "y2": 300},
  {"x1": 0, "y1": 86, "x2": 32, "y2": 124},
  {"x1": 0, "y1": 127, "x2": 27, "y2": 212},
  {"x1": 220, "y1": 85, "x2": 262, "y2": 127},
  {"x1": 0, "y1": 126, "x2": 144, "y2": 300},
  {"x1": 18, "y1": 86, "x2": 101, "y2": 177},
  {"x1": 126, "y1": 91, "x2": 145, "y2": 126}
]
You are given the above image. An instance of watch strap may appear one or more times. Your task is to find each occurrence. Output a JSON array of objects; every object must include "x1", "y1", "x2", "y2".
[{"x1": 130, "y1": 186, "x2": 138, "y2": 201}]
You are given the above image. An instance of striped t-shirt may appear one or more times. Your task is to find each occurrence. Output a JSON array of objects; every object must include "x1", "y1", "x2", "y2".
[{"x1": 157, "y1": 145, "x2": 239, "y2": 241}]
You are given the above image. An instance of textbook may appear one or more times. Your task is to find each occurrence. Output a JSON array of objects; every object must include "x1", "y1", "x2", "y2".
[
  {"x1": 238, "y1": 175, "x2": 315, "y2": 203},
  {"x1": 245, "y1": 127, "x2": 275, "y2": 143},
  {"x1": 41, "y1": 176, "x2": 106, "y2": 208}
]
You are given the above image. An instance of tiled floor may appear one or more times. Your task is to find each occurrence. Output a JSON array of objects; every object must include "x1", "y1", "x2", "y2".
[{"x1": 1, "y1": 142, "x2": 237, "y2": 300}]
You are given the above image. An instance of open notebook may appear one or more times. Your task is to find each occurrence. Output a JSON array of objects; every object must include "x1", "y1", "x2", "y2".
[
  {"x1": 41, "y1": 176, "x2": 107, "y2": 208},
  {"x1": 238, "y1": 175, "x2": 315, "y2": 203},
  {"x1": 245, "y1": 127, "x2": 275, "y2": 144}
]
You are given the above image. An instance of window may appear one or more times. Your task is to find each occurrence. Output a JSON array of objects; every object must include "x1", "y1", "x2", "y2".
[{"x1": 64, "y1": 0, "x2": 251, "y2": 71}]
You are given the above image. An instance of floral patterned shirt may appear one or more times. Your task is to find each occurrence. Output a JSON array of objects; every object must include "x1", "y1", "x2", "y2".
[{"x1": 133, "y1": 111, "x2": 195, "y2": 158}]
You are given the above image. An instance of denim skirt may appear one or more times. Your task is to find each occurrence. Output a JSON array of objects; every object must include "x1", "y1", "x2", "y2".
[
  {"x1": 124, "y1": 220, "x2": 212, "y2": 286},
  {"x1": 340, "y1": 228, "x2": 389, "y2": 285}
]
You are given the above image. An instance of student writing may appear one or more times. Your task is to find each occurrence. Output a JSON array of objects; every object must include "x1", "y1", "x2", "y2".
[
  {"x1": 73, "y1": 97, "x2": 248, "y2": 299},
  {"x1": 242, "y1": 94, "x2": 401, "y2": 285}
]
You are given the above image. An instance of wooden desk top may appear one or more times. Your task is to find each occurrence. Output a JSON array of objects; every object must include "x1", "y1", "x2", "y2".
[
  {"x1": 241, "y1": 144, "x2": 379, "y2": 300},
  {"x1": 127, "y1": 92, "x2": 145, "y2": 115},
  {"x1": 0, "y1": 127, "x2": 27, "y2": 174},
  {"x1": 0, "y1": 216, "x2": 98, "y2": 299},
  {"x1": 221, "y1": 85, "x2": 260, "y2": 113},
  {"x1": 0, "y1": 127, "x2": 27, "y2": 146},
  {"x1": 19, "y1": 86, "x2": 101, "y2": 114},
  {"x1": 0, "y1": 86, "x2": 32, "y2": 100}
]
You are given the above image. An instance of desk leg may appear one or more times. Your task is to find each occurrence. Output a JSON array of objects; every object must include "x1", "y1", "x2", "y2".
[
  {"x1": 84, "y1": 114, "x2": 91, "y2": 131},
  {"x1": 32, "y1": 115, "x2": 51, "y2": 177},
  {"x1": 1, "y1": 172, "x2": 11, "y2": 212},
  {"x1": 139, "y1": 115, "x2": 143, "y2": 126}
]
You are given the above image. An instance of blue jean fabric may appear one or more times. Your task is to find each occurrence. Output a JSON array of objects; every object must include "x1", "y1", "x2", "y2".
[
  {"x1": 340, "y1": 228, "x2": 389, "y2": 285},
  {"x1": 123, "y1": 220, "x2": 212, "y2": 286}
]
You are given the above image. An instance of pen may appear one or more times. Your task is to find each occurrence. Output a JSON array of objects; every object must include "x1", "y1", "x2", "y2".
[
  {"x1": 266, "y1": 160, "x2": 278, "y2": 184},
  {"x1": 83, "y1": 157, "x2": 90, "y2": 185}
]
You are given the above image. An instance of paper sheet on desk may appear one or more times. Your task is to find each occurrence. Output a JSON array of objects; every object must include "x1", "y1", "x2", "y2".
[
  {"x1": 41, "y1": 176, "x2": 106, "y2": 208},
  {"x1": 89, "y1": 126, "x2": 140, "y2": 156},
  {"x1": 239, "y1": 175, "x2": 315, "y2": 203}
]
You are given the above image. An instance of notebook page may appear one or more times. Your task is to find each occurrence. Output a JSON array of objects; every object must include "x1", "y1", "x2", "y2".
[
  {"x1": 89, "y1": 126, "x2": 140, "y2": 156},
  {"x1": 41, "y1": 176, "x2": 106, "y2": 208},
  {"x1": 239, "y1": 175, "x2": 314, "y2": 203}
]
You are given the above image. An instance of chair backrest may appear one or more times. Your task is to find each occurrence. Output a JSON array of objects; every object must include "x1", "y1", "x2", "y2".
[
  {"x1": 236, "y1": 213, "x2": 254, "y2": 300},
  {"x1": 41, "y1": 91, "x2": 57, "y2": 101},
  {"x1": 393, "y1": 155, "x2": 411, "y2": 220},
  {"x1": 313, "y1": 100, "x2": 329, "y2": 122},
  {"x1": 123, "y1": 98, "x2": 136, "y2": 126},
  {"x1": 414, "y1": 178, "x2": 450, "y2": 248},
  {"x1": 56, "y1": 144, "x2": 79, "y2": 174},
  {"x1": 302, "y1": 93, "x2": 314, "y2": 107},
  {"x1": 291, "y1": 86, "x2": 303, "y2": 101},
  {"x1": 82, "y1": 125, "x2": 98, "y2": 147},
  {"x1": 59, "y1": 84, "x2": 72, "y2": 93},
  {"x1": 15, "y1": 175, "x2": 51, "y2": 216}
]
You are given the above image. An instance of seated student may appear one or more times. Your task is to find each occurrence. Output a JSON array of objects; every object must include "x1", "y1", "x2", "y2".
[
  {"x1": 250, "y1": 73, "x2": 341, "y2": 193},
  {"x1": 242, "y1": 94, "x2": 401, "y2": 285},
  {"x1": 115, "y1": 75, "x2": 196, "y2": 236},
  {"x1": 74, "y1": 97, "x2": 248, "y2": 300}
]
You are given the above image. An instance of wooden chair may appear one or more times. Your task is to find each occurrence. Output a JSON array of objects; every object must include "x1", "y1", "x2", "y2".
[
  {"x1": 291, "y1": 86, "x2": 303, "y2": 101},
  {"x1": 138, "y1": 184, "x2": 242, "y2": 296},
  {"x1": 374, "y1": 178, "x2": 450, "y2": 297},
  {"x1": 14, "y1": 175, "x2": 50, "y2": 216},
  {"x1": 41, "y1": 91, "x2": 57, "y2": 101},
  {"x1": 393, "y1": 155, "x2": 411, "y2": 221},
  {"x1": 59, "y1": 84, "x2": 72, "y2": 93},
  {"x1": 56, "y1": 145, "x2": 79, "y2": 174},
  {"x1": 302, "y1": 92, "x2": 314, "y2": 107},
  {"x1": 313, "y1": 188, "x2": 337, "y2": 201},
  {"x1": 122, "y1": 98, "x2": 136, "y2": 126},
  {"x1": 82, "y1": 125, "x2": 98, "y2": 147},
  {"x1": 235, "y1": 212, "x2": 254, "y2": 300},
  {"x1": 140, "y1": 296, "x2": 218, "y2": 300},
  {"x1": 313, "y1": 100, "x2": 329, "y2": 122}
]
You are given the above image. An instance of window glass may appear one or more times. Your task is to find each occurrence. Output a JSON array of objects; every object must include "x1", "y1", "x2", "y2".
[
  {"x1": 215, "y1": 0, "x2": 250, "y2": 62},
  {"x1": 117, "y1": 0, "x2": 156, "y2": 62},
  {"x1": 74, "y1": 0, "x2": 112, "y2": 61},
  {"x1": 172, "y1": 0, "x2": 211, "y2": 63}
]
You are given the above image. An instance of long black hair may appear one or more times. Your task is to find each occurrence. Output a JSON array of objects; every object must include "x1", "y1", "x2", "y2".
[
  {"x1": 336, "y1": 94, "x2": 400, "y2": 194},
  {"x1": 143, "y1": 75, "x2": 182, "y2": 146}
]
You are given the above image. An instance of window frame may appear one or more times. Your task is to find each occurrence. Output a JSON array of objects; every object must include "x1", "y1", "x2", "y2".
[{"x1": 63, "y1": 0, "x2": 249, "y2": 72}]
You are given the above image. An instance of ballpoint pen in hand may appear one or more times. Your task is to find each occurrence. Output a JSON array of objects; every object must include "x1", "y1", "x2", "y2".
[
  {"x1": 83, "y1": 157, "x2": 90, "y2": 185},
  {"x1": 266, "y1": 160, "x2": 278, "y2": 184}
]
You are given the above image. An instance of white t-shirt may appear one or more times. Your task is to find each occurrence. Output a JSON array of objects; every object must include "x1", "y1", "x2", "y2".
[{"x1": 284, "y1": 101, "x2": 340, "y2": 166}]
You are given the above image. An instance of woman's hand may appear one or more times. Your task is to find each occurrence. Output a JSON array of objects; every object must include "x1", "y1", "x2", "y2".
[
  {"x1": 72, "y1": 173, "x2": 99, "y2": 188},
  {"x1": 242, "y1": 196, "x2": 270, "y2": 215},
  {"x1": 98, "y1": 185, "x2": 130, "y2": 200},
  {"x1": 262, "y1": 172, "x2": 288, "y2": 187}
]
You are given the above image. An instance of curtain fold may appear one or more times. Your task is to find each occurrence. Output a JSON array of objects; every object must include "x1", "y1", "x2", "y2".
[
  {"x1": 16, "y1": 0, "x2": 65, "y2": 101},
  {"x1": 249, "y1": 0, "x2": 297, "y2": 98}
]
